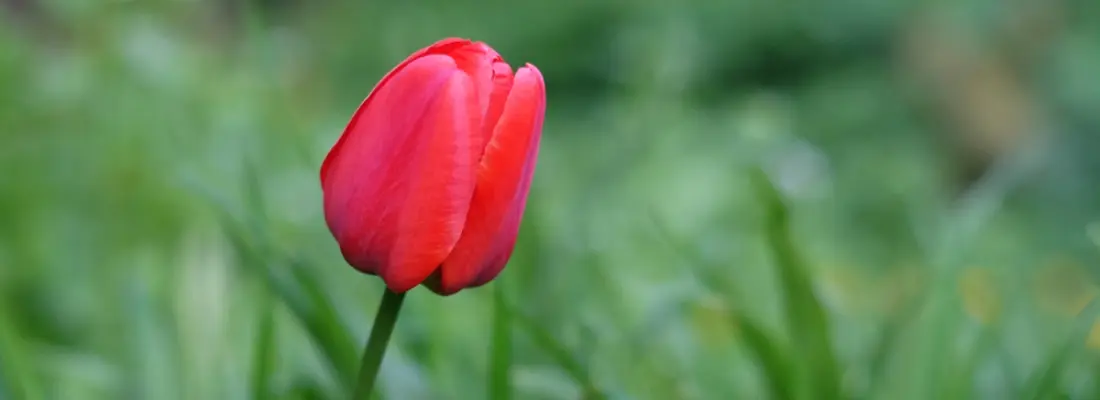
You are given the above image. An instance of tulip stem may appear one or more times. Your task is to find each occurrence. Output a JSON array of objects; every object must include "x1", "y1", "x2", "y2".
[{"x1": 353, "y1": 289, "x2": 406, "y2": 400}]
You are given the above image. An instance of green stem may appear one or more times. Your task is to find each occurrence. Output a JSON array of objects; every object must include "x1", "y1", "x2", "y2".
[
  {"x1": 488, "y1": 283, "x2": 513, "y2": 400},
  {"x1": 353, "y1": 289, "x2": 407, "y2": 400}
]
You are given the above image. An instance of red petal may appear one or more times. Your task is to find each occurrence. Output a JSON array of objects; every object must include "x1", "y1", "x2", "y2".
[
  {"x1": 321, "y1": 38, "x2": 471, "y2": 186},
  {"x1": 321, "y1": 53, "x2": 482, "y2": 293},
  {"x1": 443, "y1": 42, "x2": 515, "y2": 172},
  {"x1": 446, "y1": 42, "x2": 499, "y2": 115},
  {"x1": 481, "y1": 60, "x2": 515, "y2": 152},
  {"x1": 436, "y1": 64, "x2": 545, "y2": 294}
]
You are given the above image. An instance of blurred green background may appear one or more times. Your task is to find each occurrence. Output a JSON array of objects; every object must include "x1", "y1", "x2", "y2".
[{"x1": 3, "y1": 0, "x2": 1100, "y2": 399}]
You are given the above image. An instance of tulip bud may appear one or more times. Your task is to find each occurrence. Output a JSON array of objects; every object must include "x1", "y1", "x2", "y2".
[{"x1": 320, "y1": 38, "x2": 545, "y2": 295}]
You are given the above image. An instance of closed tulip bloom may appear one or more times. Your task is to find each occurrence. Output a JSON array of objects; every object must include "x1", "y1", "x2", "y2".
[{"x1": 321, "y1": 38, "x2": 545, "y2": 296}]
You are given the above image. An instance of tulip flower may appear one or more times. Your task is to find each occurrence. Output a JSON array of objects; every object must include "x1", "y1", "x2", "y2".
[
  {"x1": 323, "y1": 37, "x2": 546, "y2": 289},
  {"x1": 321, "y1": 38, "x2": 544, "y2": 398},
  {"x1": 321, "y1": 37, "x2": 545, "y2": 296}
]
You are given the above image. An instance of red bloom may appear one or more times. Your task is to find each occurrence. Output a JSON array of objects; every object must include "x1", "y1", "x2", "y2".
[{"x1": 320, "y1": 38, "x2": 545, "y2": 295}]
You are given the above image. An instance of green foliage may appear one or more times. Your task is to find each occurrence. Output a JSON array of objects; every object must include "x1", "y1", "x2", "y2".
[
  {"x1": 752, "y1": 169, "x2": 842, "y2": 400},
  {"x1": 3, "y1": 0, "x2": 1100, "y2": 399}
]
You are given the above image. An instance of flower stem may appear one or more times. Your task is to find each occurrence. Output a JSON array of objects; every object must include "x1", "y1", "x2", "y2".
[
  {"x1": 353, "y1": 289, "x2": 406, "y2": 400},
  {"x1": 488, "y1": 282, "x2": 513, "y2": 400}
]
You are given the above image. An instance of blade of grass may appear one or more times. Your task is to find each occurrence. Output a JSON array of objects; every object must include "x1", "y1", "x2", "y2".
[
  {"x1": 646, "y1": 210, "x2": 737, "y2": 294},
  {"x1": 694, "y1": 261, "x2": 799, "y2": 400},
  {"x1": 907, "y1": 141, "x2": 1043, "y2": 400},
  {"x1": 863, "y1": 291, "x2": 921, "y2": 398},
  {"x1": 286, "y1": 380, "x2": 329, "y2": 400},
  {"x1": 994, "y1": 330, "x2": 1025, "y2": 398},
  {"x1": 733, "y1": 311, "x2": 798, "y2": 400},
  {"x1": 211, "y1": 193, "x2": 358, "y2": 387},
  {"x1": 125, "y1": 277, "x2": 185, "y2": 400},
  {"x1": 943, "y1": 328, "x2": 998, "y2": 400},
  {"x1": 488, "y1": 282, "x2": 513, "y2": 400},
  {"x1": 245, "y1": 161, "x2": 359, "y2": 386},
  {"x1": 650, "y1": 213, "x2": 797, "y2": 400},
  {"x1": 500, "y1": 196, "x2": 605, "y2": 398},
  {"x1": 692, "y1": 266, "x2": 800, "y2": 400},
  {"x1": 621, "y1": 298, "x2": 690, "y2": 398},
  {"x1": 238, "y1": 161, "x2": 280, "y2": 400},
  {"x1": 510, "y1": 304, "x2": 605, "y2": 399},
  {"x1": 286, "y1": 258, "x2": 361, "y2": 385},
  {"x1": 1020, "y1": 298, "x2": 1100, "y2": 399},
  {"x1": 250, "y1": 292, "x2": 277, "y2": 400},
  {"x1": 750, "y1": 168, "x2": 842, "y2": 400},
  {"x1": 188, "y1": 164, "x2": 359, "y2": 391},
  {"x1": 0, "y1": 298, "x2": 42, "y2": 400},
  {"x1": 1092, "y1": 355, "x2": 1100, "y2": 399}
]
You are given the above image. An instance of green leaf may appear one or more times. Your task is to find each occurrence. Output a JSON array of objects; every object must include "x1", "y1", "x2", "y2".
[
  {"x1": 732, "y1": 311, "x2": 798, "y2": 400},
  {"x1": 943, "y1": 328, "x2": 998, "y2": 399},
  {"x1": 647, "y1": 210, "x2": 736, "y2": 296},
  {"x1": 864, "y1": 294, "x2": 917, "y2": 397},
  {"x1": 250, "y1": 294, "x2": 277, "y2": 400},
  {"x1": 0, "y1": 298, "x2": 42, "y2": 400},
  {"x1": 244, "y1": 161, "x2": 358, "y2": 388},
  {"x1": 211, "y1": 191, "x2": 357, "y2": 387},
  {"x1": 287, "y1": 257, "x2": 360, "y2": 386},
  {"x1": 1020, "y1": 299, "x2": 1100, "y2": 400},
  {"x1": 1091, "y1": 356, "x2": 1100, "y2": 400},
  {"x1": 191, "y1": 162, "x2": 358, "y2": 391},
  {"x1": 750, "y1": 169, "x2": 842, "y2": 400},
  {"x1": 510, "y1": 304, "x2": 605, "y2": 399},
  {"x1": 284, "y1": 380, "x2": 330, "y2": 400},
  {"x1": 621, "y1": 298, "x2": 691, "y2": 398},
  {"x1": 906, "y1": 143, "x2": 1041, "y2": 400},
  {"x1": 651, "y1": 212, "x2": 797, "y2": 399}
]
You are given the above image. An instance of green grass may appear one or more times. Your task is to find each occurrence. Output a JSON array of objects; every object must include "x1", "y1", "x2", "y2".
[{"x1": 3, "y1": 1, "x2": 1100, "y2": 399}]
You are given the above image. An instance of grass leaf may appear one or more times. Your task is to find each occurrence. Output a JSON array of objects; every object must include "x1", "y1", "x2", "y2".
[
  {"x1": 750, "y1": 168, "x2": 842, "y2": 400},
  {"x1": 944, "y1": 328, "x2": 999, "y2": 399},
  {"x1": 732, "y1": 311, "x2": 798, "y2": 400},
  {"x1": 510, "y1": 304, "x2": 605, "y2": 399},
  {"x1": 250, "y1": 294, "x2": 277, "y2": 400},
  {"x1": 1021, "y1": 299, "x2": 1100, "y2": 399},
  {"x1": 0, "y1": 298, "x2": 42, "y2": 400},
  {"x1": 651, "y1": 212, "x2": 797, "y2": 399},
  {"x1": 190, "y1": 163, "x2": 359, "y2": 392}
]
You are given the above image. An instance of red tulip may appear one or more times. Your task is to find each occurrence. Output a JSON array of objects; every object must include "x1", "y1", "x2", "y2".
[{"x1": 320, "y1": 38, "x2": 545, "y2": 296}]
